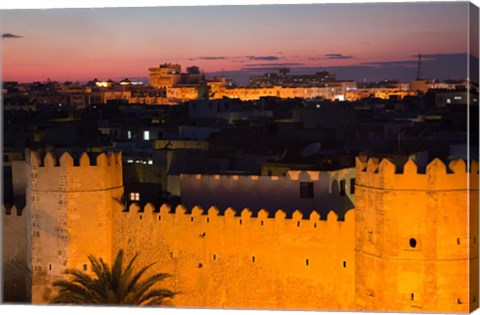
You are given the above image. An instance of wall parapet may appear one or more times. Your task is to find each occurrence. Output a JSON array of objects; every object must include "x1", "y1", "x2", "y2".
[
  {"x1": 356, "y1": 157, "x2": 478, "y2": 191},
  {"x1": 28, "y1": 150, "x2": 123, "y2": 192},
  {"x1": 122, "y1": 202, "x2": 355, "y2": 223},
  {"x1": 29, "y1": 151, "x2": 122, "y2": 168},
  {"x1": 2, "y1": 204, "x2": 25, "y2": 216}
]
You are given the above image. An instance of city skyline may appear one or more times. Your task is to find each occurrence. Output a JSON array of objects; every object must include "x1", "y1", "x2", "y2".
[{"x1": 1, "y1": 2, "x2": 477, "y2": 83}]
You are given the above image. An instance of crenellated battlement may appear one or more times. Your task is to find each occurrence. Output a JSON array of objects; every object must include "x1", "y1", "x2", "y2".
[
  {"x1": 2, "y1": 204, "x2": 26, "y2": 216},
  {"x1": 121, "y1": 202, "x2": 355, "y2": 224},
  {"x1": 28, "y1": 150, "x2": 123, "y2": 192},
  {"x1": 191, "y1": 170, "x2": 323, "y2": 182},
  {"x1": 356, "y1": 156, "x2": 479, "y2": 191},
  {"x1": 29, "y1": 151, "x2": 122, "y2": 168}
]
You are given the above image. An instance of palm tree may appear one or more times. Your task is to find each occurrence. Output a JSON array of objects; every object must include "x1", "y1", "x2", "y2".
[{"x1": 50, "y1": 250, "x2": 176, "y2": 306}]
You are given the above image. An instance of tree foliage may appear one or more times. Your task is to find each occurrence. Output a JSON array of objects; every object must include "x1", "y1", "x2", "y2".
[{"x1": 51, "y1": 250, "x2": 176, "y2": 306}]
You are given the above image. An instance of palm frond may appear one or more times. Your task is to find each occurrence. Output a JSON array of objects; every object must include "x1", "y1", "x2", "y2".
[{"x1": 50, "y1": 250, "x2": 176, "y2": 306}]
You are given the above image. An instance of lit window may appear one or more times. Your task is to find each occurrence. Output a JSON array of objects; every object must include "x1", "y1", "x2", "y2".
[
  {"x1": 148, "y1": 160, "x2": 153, "y2": 165},
  {"x1": 126, "y1": 159, "x2": 134, "y2": 164},
  {"x1": 446, "y1": 98, "x2": 451, "y2": 104},
  {"x1": 130, "y1": 192, "x2": 140, "y2": 201},
  {"x1": 127, "y1": 130, "x2": 132, "y2": 139},
  {"x1": 143, "y1": 130, "x2": 150, "y2": 140},
  {"x1": 454, "y1": 96, "x2": 462, "y2": 100}
]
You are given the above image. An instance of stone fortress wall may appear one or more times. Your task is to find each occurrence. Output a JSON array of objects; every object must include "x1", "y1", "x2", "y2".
[
  {"x1": 2, "y1": 151, "x2": 478, "y2": 312},
  {"x1": 355, "y1": 157, "x2": 479, "y2": 313},
  {"x1": 25, "y1": 151, "x2": 123, "y2": 302}
]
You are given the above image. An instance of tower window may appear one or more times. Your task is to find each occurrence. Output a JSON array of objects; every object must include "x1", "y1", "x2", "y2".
[
  {"x1": 300, "y1": 182, "x2": 314, "y2": 199},
  {"x1": 83, "y1": 264, "x2": 88, "y2": 271},
  {"x1": 409, "y1": 238, "x2": 417, "y2": 248},
  {"x1": 411, "y1": 293, "x2": 414, "y2": 300},
  {"x1": 457, "y1": 238, "x2": 460, "y2": 245},
  {"x1": 306, "y1": 259, "x2": 309, "y2": 266},
  {"x1": 343, "y1": 261, "x2": 347, "y2": 268},
  {"x1": 252, "y1": 256, "x2": 255, "y2": 263}
]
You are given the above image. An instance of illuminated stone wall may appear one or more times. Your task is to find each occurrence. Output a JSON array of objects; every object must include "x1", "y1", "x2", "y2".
[
  {"x1": 26, "y1": 151, "x2": 124, "y2": 303},
  {"x1": 112, "y1": 204, "x2": 356, "y2": 310},
  {"x1": 355, "y1": 157, "x2": 479, "y2": 313}
]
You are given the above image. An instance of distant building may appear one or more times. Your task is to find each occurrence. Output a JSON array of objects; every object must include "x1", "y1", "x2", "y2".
[
  {"x1": 148, "y1": 63, "x2": 183, "y2": 88},
  {"x1": 249, "y1": 68, "x2": 336, "y2": 87}
]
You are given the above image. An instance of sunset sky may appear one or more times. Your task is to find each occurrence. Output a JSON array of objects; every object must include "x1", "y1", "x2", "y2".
[{"x1": 1, "y1": 1, "x2": 477, "y2": 83}]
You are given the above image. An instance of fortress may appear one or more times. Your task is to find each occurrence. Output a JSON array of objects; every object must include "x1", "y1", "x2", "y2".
[{"x1": 2, "y1": 151, "x2": 479, "y2": 313}]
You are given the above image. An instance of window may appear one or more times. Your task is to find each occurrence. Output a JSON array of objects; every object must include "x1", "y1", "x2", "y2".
[
  {"x1": 411, "y1": 293, "x2": 414, "y2": 301},
  {"x1": 340, "y1": 180, "x2": 346, "y2": 196},
  {"x1": 143, "y1": 130, "x2": 150, "y2": 140},
  {"x1": 350, "y1": 178, "x2": 355, "y2": 194},
  {"x1": 83, "y1": 264, "x2": 88, "y2": 271},
  {"x1": 127, "y1": 130, "x2": 132, "y2": 139},
  {"x1": 130, "y1": 192, "x2": 140, "y2": 201},
  {"x1": 300, "y1": 182, "x2": 314, "y2": 199},
  {"x1": 409, "y1": 238, "x2": 417, "y2": 248},
  {"x1": 343, "y1": 261, "x2": 347, "y2": 268}
]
